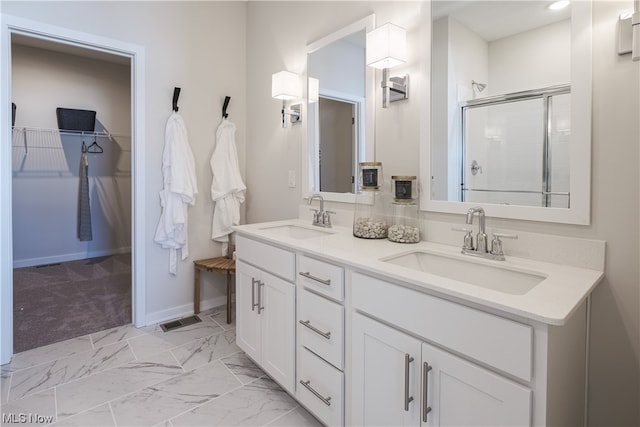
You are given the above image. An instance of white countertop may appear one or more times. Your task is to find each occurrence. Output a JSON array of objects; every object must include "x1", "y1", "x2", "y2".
[{"x1": 233, "y1": 219, "x2": 604, "y2": 326}]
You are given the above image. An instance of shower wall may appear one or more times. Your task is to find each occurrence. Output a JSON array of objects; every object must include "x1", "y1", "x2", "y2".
[{"x1": 11, "y1": 44, "x2": 131, "y2": 267}]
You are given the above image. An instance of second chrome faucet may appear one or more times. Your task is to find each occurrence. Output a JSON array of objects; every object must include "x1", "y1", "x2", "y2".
[{"x1": 456, "y1": 207, "x2": 517, "y2": 261}]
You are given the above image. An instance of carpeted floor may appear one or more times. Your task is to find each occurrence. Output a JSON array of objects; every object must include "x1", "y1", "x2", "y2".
[{"x1": 12, "y1": 253, "x2": 131, "y2": 353}]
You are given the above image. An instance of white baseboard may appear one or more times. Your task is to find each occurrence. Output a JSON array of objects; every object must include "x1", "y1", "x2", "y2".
[
  {"x1": 142, "y1": 295, "x2": 230, "y2": 327},
  {"x1": 13, "y1": 247, "x2": 132, "y2": 269}
]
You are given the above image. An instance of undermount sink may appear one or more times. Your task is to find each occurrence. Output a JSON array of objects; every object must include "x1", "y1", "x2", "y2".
[
  {"x1": 382, "y1": 250, "x2": 546, "y2": 295},
  {"x1": 260, "y1": 224, "x2": 335, "y2": 239}
]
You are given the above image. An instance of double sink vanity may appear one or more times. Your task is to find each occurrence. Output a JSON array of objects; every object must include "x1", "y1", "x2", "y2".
[{"x1": 233, "y1": 217, "x2": 603, "y2": 427}]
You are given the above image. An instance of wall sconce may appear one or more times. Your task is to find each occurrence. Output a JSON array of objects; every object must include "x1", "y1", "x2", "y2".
[
  {"x1": 272, "y1": 70, "x2": 302, "y2": 127},
  {"x1": 366, "y1": 23, "x2": 409, "y2": 108}
]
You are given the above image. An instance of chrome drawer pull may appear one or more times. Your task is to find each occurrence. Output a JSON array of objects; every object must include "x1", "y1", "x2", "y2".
[
  {"x1": 422, "y1": 362, "x2": 433, "y2": 422},
  {"x1": 299, "y1": 380, "x2": 332, "y2": 406},
  {"x1": 257, "y1": 281, "x2": 264, "y2": 314},
  {"x1": 251, "y1": 278, "x2": 259, "y2": 311},
  {"x1": 299, "y1": 320, "x2": 331, "y2": 339},
  {"x1": 404, "y1": 353, "x2": 414, "y2": 411},
  {"x1": 299, "y1": 271, "x2": 331, "y2": 286}
]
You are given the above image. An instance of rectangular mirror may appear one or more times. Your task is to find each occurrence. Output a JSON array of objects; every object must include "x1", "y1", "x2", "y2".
[
  {"x1": 303, "y1": 15, "x2": 375, "y2": 203},
  {"x1": 421, "y1": 0, "x2": 592, "y2": 224}
]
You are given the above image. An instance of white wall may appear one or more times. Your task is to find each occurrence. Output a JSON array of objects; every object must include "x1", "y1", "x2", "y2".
[
  {"x1": 489, "y1": 19, "x2": 571, "y2": 95},
  {"x1": 1, "y1": 0, "x2": 248, "y2": 322},
  {"x1": 11, "y1": 44, "x2": 131, "y2": 267}
]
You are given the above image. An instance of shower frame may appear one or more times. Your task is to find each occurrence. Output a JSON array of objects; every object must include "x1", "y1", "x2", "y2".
[{"x1": 460, "y1": 84, "x2": 571, "y2": 207}]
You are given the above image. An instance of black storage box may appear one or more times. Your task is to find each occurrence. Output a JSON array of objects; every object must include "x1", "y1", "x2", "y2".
[
  {"x1": 11, "y1": 103, "x2": 15, "y2": 127},
  {"x1": 56, "y1": 108, "x2": 96, "y2": 132}
]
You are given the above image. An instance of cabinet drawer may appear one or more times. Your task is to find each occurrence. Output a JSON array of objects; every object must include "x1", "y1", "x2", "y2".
[
  {"x1": 352, "y1": 272, "x2": 533, "y2": 382},
  {"x1": 298, "y1": 255, "x2": 344, "y2": 302},
  {"x1": 298, "y1": 347, "x2": 344, "y2": 427},
  {"x1": 299, "y1": 289, "x2": 344, "y2": 370},
  {"x1": 236, "y1": 235, "x2": 295, "y2": 282}
]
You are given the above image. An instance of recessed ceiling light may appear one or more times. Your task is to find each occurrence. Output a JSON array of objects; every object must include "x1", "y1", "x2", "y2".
[{"x1": 548, "y1": 0, "x2": 570, "y2": 11}]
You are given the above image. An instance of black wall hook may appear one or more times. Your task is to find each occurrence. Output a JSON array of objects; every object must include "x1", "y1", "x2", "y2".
[
  {"x1": 222, "y1": 96, "x2": 231, "y2": 118},
  {"x1": 172, "y1": 87, "x2": 181, "y2": 112}
]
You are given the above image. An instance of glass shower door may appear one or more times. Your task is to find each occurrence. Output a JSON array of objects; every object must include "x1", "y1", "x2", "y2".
[{"x1": 461, "y1": 90, "x2": 570, "y2": 208}]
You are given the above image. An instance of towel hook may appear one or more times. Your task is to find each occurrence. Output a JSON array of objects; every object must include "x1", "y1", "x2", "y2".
[
  {"x1": 222, "y1": 96, "x2": 231, "y2": 118},
  {"x1": 173, "y1": 87, "x2": 181, "y2": 112}
]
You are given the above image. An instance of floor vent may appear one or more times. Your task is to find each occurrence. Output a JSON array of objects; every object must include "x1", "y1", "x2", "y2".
[
  {"x1": 160, "y1": 315, "x2": 201, "y2": 332},
  {"x1": 36, "y1": 263, "x2": 61, "y2": 268}
]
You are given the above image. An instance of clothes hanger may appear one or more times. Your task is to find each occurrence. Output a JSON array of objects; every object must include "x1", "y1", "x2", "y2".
[
  {"x1": 87, "y1": 136, "x2": 103, "y2": 153},
  {"x1": 81, "y1": 141, "x2": 88, "y2": 153}
]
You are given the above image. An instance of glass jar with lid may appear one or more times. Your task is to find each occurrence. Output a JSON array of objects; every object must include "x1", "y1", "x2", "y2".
[
  {"x1": 353, "y1": 162, "x2": 388, "y2": 239},
  {"x1": 388, "y1": 175, "x2": 420, "y2": 243}
]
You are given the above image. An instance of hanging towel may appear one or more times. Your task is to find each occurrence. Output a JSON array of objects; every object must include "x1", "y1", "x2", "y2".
[
  {"x1": 77, "y1": 150, "x2": 92, "y2": 241},
  {"x1": 211, "y1": 118, "x2": 245, "y2": 255},
  {"x1": 154, "y1": 112, "x2": 198, "y2": 275}
]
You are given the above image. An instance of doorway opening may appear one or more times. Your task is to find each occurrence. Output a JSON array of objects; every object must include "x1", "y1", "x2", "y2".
[{"x1": 1, "y1": 15, "x2": 147, "y2": 364}]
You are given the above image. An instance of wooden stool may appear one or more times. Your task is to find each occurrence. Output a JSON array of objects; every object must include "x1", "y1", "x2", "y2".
[{"x1": 193, "y1": 256, "x2": 236, "y2": 324}]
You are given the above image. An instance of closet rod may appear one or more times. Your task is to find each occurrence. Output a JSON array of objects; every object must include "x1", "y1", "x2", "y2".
[{"x1": 12, "y1": 126, "x2": 130, "y2": 139}]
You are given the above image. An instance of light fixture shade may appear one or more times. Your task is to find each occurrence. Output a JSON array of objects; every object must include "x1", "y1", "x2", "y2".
[
  {"x1": 272, "y1": 70, "x2": 301, "y2": 100},
  {"x1": 308, "y1": 77, "x2": 319, "y2": 103},
  {"x1": 366, "y1": 23, "x2": 407, "y2": 69}
]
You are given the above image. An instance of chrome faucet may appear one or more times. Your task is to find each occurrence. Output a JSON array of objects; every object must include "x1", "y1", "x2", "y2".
[
  {"x1": 454, "y1": 207, "x2": 518, "y2": 261},
  {"x1": 308, "y1": 194, "x2": 334, "y2": 228},
  {"x1": 466, "y1": 207, "x2": 488, "y2": 253}
]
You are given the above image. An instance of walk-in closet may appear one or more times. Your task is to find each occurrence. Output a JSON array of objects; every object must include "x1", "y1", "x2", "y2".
[{"x1": 10, "y1": 35, "x2": 132, "y2": 352}]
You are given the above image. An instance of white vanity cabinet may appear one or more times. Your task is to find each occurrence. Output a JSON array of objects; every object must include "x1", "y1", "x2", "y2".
[
  {"x1": 233, "y1": 221, "x2": 599, "y2": 427},
  {"x1": 235, "y1": 236, "x2": 296, "y2": 393},
  {"x1": 350, "y1": 271, "x2": 588, "y2": 427},
  {"x1": 352, "y1": 313, "x2": 531, "y2": 426}
]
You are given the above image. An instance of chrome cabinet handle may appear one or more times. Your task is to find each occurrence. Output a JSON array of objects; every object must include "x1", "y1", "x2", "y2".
[
  {"x1": 251, "y1": 278, "x2": 258, "y2": 311},
  {"x1": 422, "y1": 362, "x2": 433, "y2": 422},
  {"x1": 298, "y1": 320, "x2": 331, "y2": 339},
  {"x1": 299, "y1": 271, "x2": 331, "y2": 286},
  {"x1": 299, "y1": 380, "x2": 332, "y2": 406},
  {"x1": 257, "y1": 281, "x2": 264, "y2": 314},
  {"x1": 404, "y1": 353, "x2": 415, "y2": 411}
]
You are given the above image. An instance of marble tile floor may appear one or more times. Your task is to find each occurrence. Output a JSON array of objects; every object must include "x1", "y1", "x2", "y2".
[{"x1": 0, "y1": 305, "x2": 322, "y2": 427}]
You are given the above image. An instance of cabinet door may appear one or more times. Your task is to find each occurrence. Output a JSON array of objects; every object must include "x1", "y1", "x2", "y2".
[
  {"x1": 235, "y1": 260, "x2": 262, "y2": 363},
  {"x1": 352, "y1": 313, "x2": 422, "y2": 426},
  {"x1": 261, "y1": 271, "x2": 296, "y2": 393},
  {"x1": 422, "y1": 342, "x2": 531, "y2": 427}
]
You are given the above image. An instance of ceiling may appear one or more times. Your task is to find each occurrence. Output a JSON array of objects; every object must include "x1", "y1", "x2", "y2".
[
  {"x1": 432, "y1": 0, "x2": 571, "y2": 42},
  {"x1": 12, "y1": 33, "x2": 131, "y2": 66}
]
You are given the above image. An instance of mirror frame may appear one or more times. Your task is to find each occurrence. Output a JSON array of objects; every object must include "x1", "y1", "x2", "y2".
[
  {"x1": 420, "y1": 1, "x2": 592, "y2": 224},
  {"x1": 302, "y1": 14, "x2": 376, "y2": 203}
]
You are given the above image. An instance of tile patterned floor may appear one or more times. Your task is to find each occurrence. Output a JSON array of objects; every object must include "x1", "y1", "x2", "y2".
[{"x1": 0, "y1": 306, "x2": 322, "y2": 427}]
